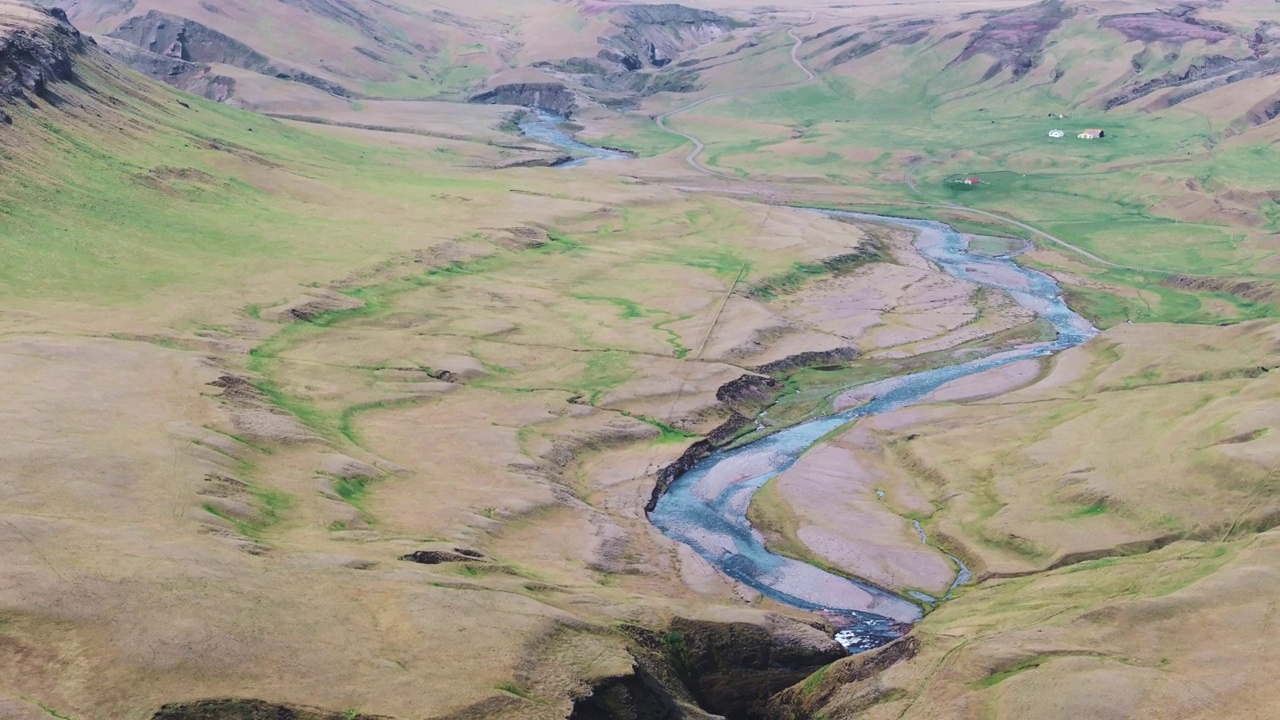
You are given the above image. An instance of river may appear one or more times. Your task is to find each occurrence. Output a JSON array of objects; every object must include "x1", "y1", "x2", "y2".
[
  {"x1": 528, "y1": 120, "x2": 1099, "y2": 653},
  {"x1": 652, "y1": 212, "x2": 1097, "y2": 651},
  {"x1": 518, "y1": 110, "x2": 632, "y2": 167}
]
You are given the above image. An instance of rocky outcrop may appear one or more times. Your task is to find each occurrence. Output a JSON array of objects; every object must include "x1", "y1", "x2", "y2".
[
  {"x1": 950, "y1": 0, "x2": 1072, "y2": 80},
  {"x1": 1105, "y1": 53, "x2": 1280, "y2": 110},
  {"x1": 646, "y1": 374, "x2": 784, "y2": 513},
  {"x1": 765, "y1": 636, "x2": 919, "y2": 720},
  {"x1": 1163, "y1": 274, "x2": 1279, "y2": 304},
  {"x1": 755, "y1": 347, "x2": 859, "y2": 375},
  {"x1": 569, "y1": 664, "x2": 692, "y2": 720},
  {"x1": 819, "y1": 19, "x2": 933, "y2": 69},
  {"x1": 525, "y1": 3, "x2": 740, "y2": 108},
  {"x1": 1245, "y1": 90, "x2": 1280, "y2": 126},
  {"x1": 1101, "y1": 12, "x2": 1234, "y2": 44},
  {"x1": 152, "y1": 699, "x2": 392, "y2": 719},
  {"x1": 259, "y1": 289, "x2": 365, "y2": 323},
  {"x1": 469, "y1": 82, "x2": 578, "y2": 116},
  {"x1": 602, "y1": 4, "x2": 744, "y2": 71},
  {"x1": 1093, "y1": 8, "x2": 1280, "y2": 112},
  {"x1": 109, "y1": 10, "x2": 268, "y2": 68},
  {"x1": 400, "y1": 547, "x2": 485, "y2": 564},
  {"x1": 645, "y1": 413, "x2": 752, "y2": 513},
  {"x1": 715, "y1": 374, "x2": 785, "y2": 413},
  {"x1": 573, "y1": 615, "x2": 849, "y2": 720},
  {"x1": 106, "y1": 11, "x2": 353, "y2": 98},
  {"x1": 641, "y1": 616, "x2": 847, "y2": 720},
  {"x1": 0, "y1": 6, "x2": 84, "y2": 106},
  {"x1": 499, "y1": 154, "x2": 576, "y2": 169},
  {"x1": 95, "y1": 35, "x2": 235, "y2": 102}
]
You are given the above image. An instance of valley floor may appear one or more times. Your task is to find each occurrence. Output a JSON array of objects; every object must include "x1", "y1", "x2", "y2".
[{"x1": 2, "y1": 2, "x2": 1280, "y2": 720}]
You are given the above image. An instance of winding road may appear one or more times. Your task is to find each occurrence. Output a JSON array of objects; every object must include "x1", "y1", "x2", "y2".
[{"x1": 655, "y1": 16, "x2": 817, "y2": 176}]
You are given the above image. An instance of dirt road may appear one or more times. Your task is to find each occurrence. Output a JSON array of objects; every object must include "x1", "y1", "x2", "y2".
[{"x1": 656, "y1": 16, "x2": 816, "y2": 176}]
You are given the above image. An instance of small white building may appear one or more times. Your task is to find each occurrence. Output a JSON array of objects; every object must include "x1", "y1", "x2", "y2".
[
  {"x1": 1048, "y1": 129, "x2": 1064, "y2": 138},
  {"x1": 1078, "y1": 128, "x2": 1105, "y2": 139}
]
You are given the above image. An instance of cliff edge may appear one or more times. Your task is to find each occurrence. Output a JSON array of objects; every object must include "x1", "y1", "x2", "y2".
[{"x1": 0, "y1": 1, "x2": 85, "y2": 118}]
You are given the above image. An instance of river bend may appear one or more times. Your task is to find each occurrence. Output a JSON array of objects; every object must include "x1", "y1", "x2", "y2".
[
  {"x1": 652, "y1": 211, "x2": 1097, "y2": 651},
  {"x1": 525, "y1": 117, "x2": 1099, "y2": 652}
]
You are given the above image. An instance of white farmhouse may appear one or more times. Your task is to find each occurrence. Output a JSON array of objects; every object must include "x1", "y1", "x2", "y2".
[
  {"x1": 1048, "y1": 129, "x2": 1064, "y2": 138},
  {"x1": 1078, "y1": 128, "x2": 1105, "y2": 139}
]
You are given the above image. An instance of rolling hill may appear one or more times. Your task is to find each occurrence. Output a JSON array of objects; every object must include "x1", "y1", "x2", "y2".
[{"x1": 3, "y1": 0, "x2": 1280, "y2": 719}]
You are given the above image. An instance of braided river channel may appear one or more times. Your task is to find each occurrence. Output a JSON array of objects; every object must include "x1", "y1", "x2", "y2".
[{"x1": 526, "y1": 116, "x2": 1099, "y2": 652}]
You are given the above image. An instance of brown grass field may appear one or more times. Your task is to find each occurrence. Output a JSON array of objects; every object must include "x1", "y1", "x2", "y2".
[{"x1": 3, "y1": 0, "x2": 1280, "y2": 718}]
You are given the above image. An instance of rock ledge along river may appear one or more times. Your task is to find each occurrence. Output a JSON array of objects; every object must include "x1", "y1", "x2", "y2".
[
  {"x1": 649, "y1": 211, "x2": 1098, "y2": 653},
  {"x1": 527, "y1": 120, "x2": 1099, "y2": 652}
]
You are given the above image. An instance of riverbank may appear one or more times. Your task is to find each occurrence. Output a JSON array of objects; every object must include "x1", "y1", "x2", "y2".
[{"x1": 650, "y1": 210, "x2": 1097, "y2": 652}]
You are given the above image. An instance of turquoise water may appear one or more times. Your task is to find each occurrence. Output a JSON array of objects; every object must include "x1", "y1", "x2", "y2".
[
  {"x1": 518, "y1": 111, "x2": 631, "y2": 167},
  {"x1": 650, "y1": 211, "x2": 1097, "y2": 652}
]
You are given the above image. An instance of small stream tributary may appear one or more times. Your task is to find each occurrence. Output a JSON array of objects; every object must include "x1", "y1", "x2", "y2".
[{"x1": 525, "y1": 116, "x2": 1099, "y2": 653}]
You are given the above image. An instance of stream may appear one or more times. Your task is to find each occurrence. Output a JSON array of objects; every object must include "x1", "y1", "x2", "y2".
[
  {"x1": 529, "y1": 121, "x2": 1099, "y2": 653},
  {"x1": 651, "y1": 212, "x2": 1097, "y2": 651},
  {"x1": 518, "y1": 110, "x2": 632, "y2": 167}
]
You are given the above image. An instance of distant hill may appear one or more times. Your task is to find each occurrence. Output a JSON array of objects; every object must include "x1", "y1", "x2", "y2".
[
  {"x1": 33, "y1": 0, "x2": 756, "y2": 114},
  {"x1": 799, "y1": 0, "x2": 1280, "y2": 131}
]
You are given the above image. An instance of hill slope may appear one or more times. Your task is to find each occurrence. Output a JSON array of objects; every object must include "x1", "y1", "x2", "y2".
[
  {"x1": 4, "y1": 2, "x2": 1280, "y2": 719},
  {"x1": 0, "y1": 5, "x2": 928, "y2": 718}
]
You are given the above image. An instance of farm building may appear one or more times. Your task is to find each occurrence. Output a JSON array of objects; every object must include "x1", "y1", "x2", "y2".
[
  {"x1": 1078, "y1": 129, "x2": 1105, "y2": 139},
  {"x1": 1048, "y1": 129, "x2": 1064, "y2": 138},
  {"x1": 963, "y1": 177, "x2": 982, "y2": 185}
]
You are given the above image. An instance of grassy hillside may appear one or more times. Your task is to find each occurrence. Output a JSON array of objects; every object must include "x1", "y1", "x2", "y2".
[
  {"x1": 5, "y1": 2, "x2": 1280, "y2": 719},
  {"x1": 631, "y1": 1, "x2": 1280, "y2": 329},
  {"x1": 0, "y1": 7, "x2": 931, "y2": 718},
  {"x1": 0, "y1": 20, "x2": 560, "y2": 328},
  {"x1": 769, "y1": 320, "x2": 1280, "y2": 720}
]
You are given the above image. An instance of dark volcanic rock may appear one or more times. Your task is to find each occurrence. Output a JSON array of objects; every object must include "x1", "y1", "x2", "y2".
[
  {"x1": 534, "y1": 56, "x2": 612, "y2": 76},
  {"x1": 716, "y1": 374, "x2": 785, "y2": 409},
  {"x1": 1245, "y1": 91, "x2": 1280, "y2": 126},
  {"x1": 469, "y1": 82, "x2": 578, "y2": 116},
  {"x1": 577, "y1": 604, "x2": 914, "y2": 720},
  {"x1": 96, "y1": 35, "x2": 235, "y2": 102},
  {"x1": 755, "y1": 347, "x2": 859, "y2": 375},
  {"x1": 107, "y1": 11, "x2": 353, "y2": 98},
  {"x1": 1091, "y1": 8, "x2": 1275, "y2": 110},
  {"x1": 646, "y1": 373, "x2": 784, "y2": 513},
  {"x1": 0, "y1": 6, "x2": 83, "y2": 104},
  {"x1": 516, "y1": 3, "x2": 738, "y2": 108},
  {"x1": 599, "y1": 3, "x2": 743, "y2": 74},
  {"x1": 1100, "y1": 13, "x2": 1234, "y2": 44},
  {"x1": 823, "y1": 19, "x2": 934, "y2": 68},
  {"x1": 950, "y1": 0, "x2": 1071, "y2": 80},
  {"x1": 401, "y1": 547, "x2": 486, "y2": 564},
  {"x1": 766, "y1": 636, "x2": 920, "y2": 719},
  {"x1": 645, "y1": 417, "x2": 738, "y2": 514},
  {"x1": 657, "y1": 616, "x2": 847, "y2": 720},
  {"x1": 1104, "y1": 53, "x2": 1279, "y2": 110},
  {"x1": 499, "y1": 154, "x2": 576, "y2": 169},
  {"x1": 109, "y1": 10, "x2": 268, "y2": 67},
  {"x1": 569, "y1": 664, "x2": 688, "y2": 720},
  {"x1": 152, "y1": 698, "x2": 391, "y2": 719}
]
